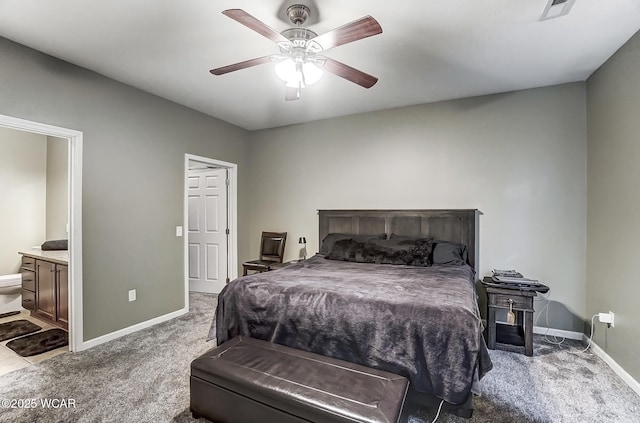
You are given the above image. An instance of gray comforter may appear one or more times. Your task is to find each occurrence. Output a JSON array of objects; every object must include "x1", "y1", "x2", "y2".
[{"x1": 211, "y1": 255, "x2": 492, "y2": 405}]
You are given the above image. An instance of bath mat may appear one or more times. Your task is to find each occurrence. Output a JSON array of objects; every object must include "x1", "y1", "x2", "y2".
[
  {"x1": 0, "y1": 311, "x2": 21, "y2": 319},
  {"x1": 0, "y1": 319, "x2": 41, "y2": 342},
  {"x1": 7, "y1": 328, "x2": 68, "y2": 357}
]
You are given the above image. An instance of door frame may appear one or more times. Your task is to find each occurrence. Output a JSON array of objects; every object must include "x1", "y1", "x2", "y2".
[
  {"x1": 183, "y1": 154, "x2": 237, "y2": 304},
  {"x1": 0, "y1": 114, "x2": 83, "y2": 352}
]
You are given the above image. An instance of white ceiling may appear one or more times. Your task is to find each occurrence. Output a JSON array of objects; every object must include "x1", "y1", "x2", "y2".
[{"x1": 1, "y1": 0, "x2": 639, "y2": 130}]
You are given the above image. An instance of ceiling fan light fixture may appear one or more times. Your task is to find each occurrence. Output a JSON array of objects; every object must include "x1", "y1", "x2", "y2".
[
  {"x1": 275, "y1": 58, "x2": 297, "y2": 83},
  {"x1": 211, "y1": 8, "x2": 382, "y2": 100},
  {"x1": 302, "y1": 62, "x2": 323, "y2": 85},
  {"x1": 275, "y1": 59, "x2": 323, "y2": 87}
]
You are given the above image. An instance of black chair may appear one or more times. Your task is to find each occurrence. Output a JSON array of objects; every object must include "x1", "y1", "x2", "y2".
[{"x1": 242, "y1": 232, "x2": 287, "y2": 276}]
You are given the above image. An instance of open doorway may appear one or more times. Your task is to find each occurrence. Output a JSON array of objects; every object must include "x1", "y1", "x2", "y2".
[
  {"x1": 183, "y1": 154, "x2": 237, "y2": 300},
  {"x1": 0, "y1": 114, "x2": 83, "y2": 354}
]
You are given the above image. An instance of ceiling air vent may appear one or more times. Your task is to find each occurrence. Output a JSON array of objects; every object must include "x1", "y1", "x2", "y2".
[{"x1": 541, "y1": 0, "x2": 576, "y2": 20}]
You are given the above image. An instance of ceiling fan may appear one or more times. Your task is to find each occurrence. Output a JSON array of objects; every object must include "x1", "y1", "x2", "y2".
[{"x1": 210, "y1": 5, "x2": 382, "y2": 101}]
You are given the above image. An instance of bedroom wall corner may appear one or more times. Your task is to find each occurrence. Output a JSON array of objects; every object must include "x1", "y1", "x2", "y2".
[
  {"x1": 248, "y1": 82, "x2": 588, "y2": 333},
  {"x1": 586, "y1": 28, "x2": 640, "y2": 384}
]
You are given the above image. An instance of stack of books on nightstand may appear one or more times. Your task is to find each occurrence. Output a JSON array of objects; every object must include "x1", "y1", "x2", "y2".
[
  {"x1": 491, "y1": 269, "x2": 539, "y2": 285},
  {"x1": 487, "y1": 269, "x2": 549, "y2": 293}
]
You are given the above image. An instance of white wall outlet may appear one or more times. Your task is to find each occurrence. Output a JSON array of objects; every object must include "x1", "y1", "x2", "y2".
[
  {"x1": 128, "y1": 289, "x2": 136, "y2": 302},
  {"x1": 598, "y1": 311, "x2": 615, "y2": 328},
  {"x1": 176, "y1": 226, "x2": 183, "y2": 237}
]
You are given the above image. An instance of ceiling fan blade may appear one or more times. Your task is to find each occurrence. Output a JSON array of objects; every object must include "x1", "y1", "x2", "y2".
[
  {"x1": 322, "y1": 57, "x2": 378, "y2": 88},
  {"x1": 310, "y1": 16, "x2": 382, "y2": 51},
  {"x1": 285, "y1": 85, "x2": 301, "y2": 101},
  {"x1": 222, "y1": 9, "x2": 290, "y2": 44},
  {"x1": 210, "y1": 56, "x2": 273, "y2": 75}
]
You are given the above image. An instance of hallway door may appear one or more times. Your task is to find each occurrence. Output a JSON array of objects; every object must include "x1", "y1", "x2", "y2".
[{"x1": 187, "y1": 167, "x2": 228, "y2": 293}]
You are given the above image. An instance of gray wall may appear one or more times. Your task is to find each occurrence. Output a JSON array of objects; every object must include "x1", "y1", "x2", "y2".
[
  {"x1": 46, "y1": 136, "x2": 69, "y2": 240},
  {"x1": 0, "y1": 127, "x2": 47, "y2": 275},
  {"x1": 0, "y1": 37, "x2": 251, "y2": 340},
  {"x1": 248, "y1": 83, "x2": 588, "y2": 332},
  {"x1": 587, "y1": 30, "x2": 640, "y2": 382}
]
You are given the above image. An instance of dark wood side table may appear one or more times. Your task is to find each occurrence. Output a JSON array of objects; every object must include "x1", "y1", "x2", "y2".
[{"x1": 483, "y1": 277, "x2": 536, "y2": 357}]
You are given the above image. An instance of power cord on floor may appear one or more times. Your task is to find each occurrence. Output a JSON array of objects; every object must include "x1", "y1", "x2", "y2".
[
  {"x1": 576, "y1": 314, "x2": 598, "y2": 354},
  {"x1": 431, "y1": 399, "x2": 445, "y2": 423},
  {"x1": 534, "y1": 292, "x2": 597, "y2": 354},
  {"x1": 533, "y1": 290, "x2": 567, "y2": 346}
]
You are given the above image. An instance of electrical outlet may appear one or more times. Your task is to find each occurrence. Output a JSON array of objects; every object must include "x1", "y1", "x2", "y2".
[
  {"x1": 598, "y1": 311, "x2": 615, "y2": 328},
  {"x1": 128, "y1": 289, "x2": 136, "y2": 302}
]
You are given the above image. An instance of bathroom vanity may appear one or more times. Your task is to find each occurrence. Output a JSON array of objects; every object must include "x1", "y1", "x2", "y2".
[{"x1": 19, "y1": 250, "x2": 68, "y2": 330}]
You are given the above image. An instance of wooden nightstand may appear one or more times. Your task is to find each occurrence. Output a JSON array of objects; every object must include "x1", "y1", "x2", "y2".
[{"x1": 483, "y1": 277, "x2": 536, "y2": 356}]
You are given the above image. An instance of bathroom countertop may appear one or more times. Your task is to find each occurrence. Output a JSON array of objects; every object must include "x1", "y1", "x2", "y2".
[{"x1": 19, "y1": 249, "x2": 69, "y2": 265}]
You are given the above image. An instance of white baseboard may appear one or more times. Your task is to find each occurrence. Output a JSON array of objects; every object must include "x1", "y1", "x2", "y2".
[
  {"x1": 586, "y1": 337, "x2": 640, "y2": 397},
  {"x1": 533, "y1": 325, "x2": 584, "y2": 340},
  {"x1": 76, "y1": 307, "x2": 188, "y2": 351}
]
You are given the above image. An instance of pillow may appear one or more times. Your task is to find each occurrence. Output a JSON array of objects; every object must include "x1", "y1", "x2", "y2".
[
  {"x1": 41, "y1": 239, "x2": 68, "y2": 251},
  {"x1": 432, "y1": 241, "x2": 468, "y2": 265},
  {"x1": 390, "y1": 234, "x2": 468, "y2": 266},
  {"x1": 319, "y1": 233, "x2": 386, "y2": 255},
  {"x1": 326, "y1": 237, "x2": 432, "y2": 267}
]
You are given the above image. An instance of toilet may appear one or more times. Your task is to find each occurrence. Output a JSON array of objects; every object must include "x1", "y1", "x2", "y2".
[{"x1": 0, "y1": 274, "x2": 22, "y2": 314}]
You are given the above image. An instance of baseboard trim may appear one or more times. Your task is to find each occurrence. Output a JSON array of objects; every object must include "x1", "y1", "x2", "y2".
[
  {"x1": 77, "y1": 307, "x2": 188, "y2": 351},
  {"x1": 533, "y1": 325, "x2": 584, "y2": 340},
  {"x1": 586, "y1": 337, "x2": 640, "y2": 397}
]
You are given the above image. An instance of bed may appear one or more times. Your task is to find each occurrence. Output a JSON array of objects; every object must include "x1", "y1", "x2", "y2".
[{"x1": 211, "y1": 209, "x2": 492, "y2": 417}]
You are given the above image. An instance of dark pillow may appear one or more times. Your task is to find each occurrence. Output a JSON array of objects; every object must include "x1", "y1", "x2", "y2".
[
  {"x1": 390, "y1": 234, "x2": 468, "y2": 266},
  {"x1": 41, "y1": 239, "x2": 68, "y2": 251},
  {"x1": 319, "y1": 233, "x2": 386, "y2": 255},
  {"x1": 432, "y1": 241, "x2": 467, "y2": 265},
  {"x1": 326, "y1": 238, "x2": 432, "y2": 267}
]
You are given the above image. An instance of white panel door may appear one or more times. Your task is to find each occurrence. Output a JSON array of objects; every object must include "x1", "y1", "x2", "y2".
[{"x1": 188, "y1": 168, "x2": 228, "y2": 293}]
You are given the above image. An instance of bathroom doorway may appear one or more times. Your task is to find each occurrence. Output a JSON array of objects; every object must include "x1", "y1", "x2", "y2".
[{"x1": 0, "y1": 114, "x2": 83, "y2": 356}]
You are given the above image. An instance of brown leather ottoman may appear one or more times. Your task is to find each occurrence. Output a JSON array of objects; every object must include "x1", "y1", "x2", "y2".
[{"x1": 190, "y1": 336, "x2": 408, "y2": 423}]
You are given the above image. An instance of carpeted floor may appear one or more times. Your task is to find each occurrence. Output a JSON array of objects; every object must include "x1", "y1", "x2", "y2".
[{"x1": 0, "y1": 292, "x2": 638, "y2": 422}]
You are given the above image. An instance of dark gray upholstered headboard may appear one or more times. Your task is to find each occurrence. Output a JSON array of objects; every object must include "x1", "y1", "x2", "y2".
[{"x1": 318, "y1": 209, "x2": 480, "y2": 274}]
